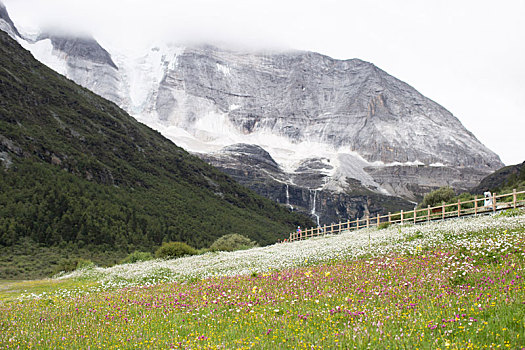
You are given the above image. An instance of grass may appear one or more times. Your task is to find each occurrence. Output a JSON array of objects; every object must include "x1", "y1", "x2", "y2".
[
  {"x1": 0, "y1": 279, "x2": 96, "y2": 303},
  {"x1": 0, "y1": 212, "x2": 524, "y2": 349}
]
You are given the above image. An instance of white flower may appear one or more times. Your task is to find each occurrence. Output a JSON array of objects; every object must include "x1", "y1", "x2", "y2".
[{"x1": 16, "y1": 212, "x2": 522, "y2": 300}]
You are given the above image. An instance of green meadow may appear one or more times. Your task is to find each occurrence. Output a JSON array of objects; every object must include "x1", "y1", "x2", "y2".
[{"x1": 1, "y1": 211, "x2": 524, "y2": 349}]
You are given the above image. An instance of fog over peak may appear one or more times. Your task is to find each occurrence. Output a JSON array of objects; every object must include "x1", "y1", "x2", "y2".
[{"x1": 2, "y1": 0, "x2": 525, "y2": 165}]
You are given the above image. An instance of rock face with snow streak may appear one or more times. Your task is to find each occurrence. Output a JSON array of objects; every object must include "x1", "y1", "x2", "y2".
[
  {"x1": 0, "y1": 2, "x2": 20, "y2": 39},
  {"x1": 30, "y1": 34, "x2": 124, "y2": 108},
  {"x1": 152, "y1": 46, "x2": 500, "y2": 167},
  {"x1": 134, "y1": 46, "x2": 502, "y2": 204},
  {"x1": 0, "y1": 2, "x2": 504, "y2": 223},
  {"x1": 0, "y1": 1, "x2": 124, "y2": 110},
  {"x1": 200, "y1": 143, "x2": 414, "y2": 224}
]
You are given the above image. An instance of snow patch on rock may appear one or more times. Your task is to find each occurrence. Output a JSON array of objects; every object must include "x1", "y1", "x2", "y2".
[{"x1": 19, "y1": 38, "x2": 68, "y2": 76}]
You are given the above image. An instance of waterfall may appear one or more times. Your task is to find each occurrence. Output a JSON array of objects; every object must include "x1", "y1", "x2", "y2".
[
  {"x1": 310, "y1": 189, "x2": 320, "y2": 226},
  {"x1": 285, "y1": 184, "x2": 293, "y2": 210}
]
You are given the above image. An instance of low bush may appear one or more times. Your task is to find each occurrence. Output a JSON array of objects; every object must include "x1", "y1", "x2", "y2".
[
  {"x1": 418, "y1": 186, "x2": 455, "y2": 208},
  {"x1": 210, "y1": 234, "x2": 257, "y2": 252},
  {"x1": 75, "y1": 258, "x2": 95, "y2": 270},
  {"x1": 120, "y1": 251, "x2": 154, "y2": 264},
  {"x1": 496, "y1": 208, "x2": 524, "y2": 218},
  {"x1": 155, "y1": 242, "x2": 197, "y2": 260},
  {"x1": 53, "y1": 257, "x2": 94, "y2": 275},
  {"x1": 377, "y1": 222, "x2": 391, "y2": 230}
]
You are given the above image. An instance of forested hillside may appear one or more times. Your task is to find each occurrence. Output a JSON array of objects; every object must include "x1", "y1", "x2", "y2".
[{"x1": 0, "y1": 31, "x2": 312, "y2": 278}]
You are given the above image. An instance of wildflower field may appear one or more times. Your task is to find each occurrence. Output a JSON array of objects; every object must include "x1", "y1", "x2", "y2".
[{"x1": 1, "y1": 211, "x2": 524, "y2": 349}]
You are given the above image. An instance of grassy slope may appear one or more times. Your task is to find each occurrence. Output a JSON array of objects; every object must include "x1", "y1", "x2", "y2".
[
  {"x1": 0, "y1": 211, "x2": 523, "y2": 348},
  {"x1": 0, "y1": 30, "x2": 313, "y2": 279},
  {"x1": 471, "y1": 161, "x2": 525, "y2": 194}
]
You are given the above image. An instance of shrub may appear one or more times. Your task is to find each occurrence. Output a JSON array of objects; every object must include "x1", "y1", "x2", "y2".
[
  {"x1": 496, "y1": 208, "x2": 524, "y2": 218},
  {"x1": 53, "y1": 258, "x2": 78, "y2": 275},
  {"x1": 120, "y1": 251, "x2": 154, "y2": 264},
  {"x1": 75, "y1": 258, "x2": 95, "y2": 270},
  {"x1": 404, "y1": 231, "x2": 424, "y2": 242},
  {"x1": 377, "y1": 222, "x2": 391, "y2": 230},
  {"x1": 210, "y1": 233, "x2": 257, "y2": 252},
  {"x1": 418, "y1": 186, "x2": 455, "y2": 208},
  {"x1": 196, "y1": 248, "x2": 210, "y2": 255},
  {"x1": 52, "y1": 257, "x2": 94, "y2": 276},
  {"x1": 155, "y1": 242, "x2": 197, "y2": 260}
]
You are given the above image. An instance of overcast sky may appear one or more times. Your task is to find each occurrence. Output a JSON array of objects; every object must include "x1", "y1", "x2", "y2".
[{"x1": 4, "y1": 0, "x2": 524, "y2": 165}]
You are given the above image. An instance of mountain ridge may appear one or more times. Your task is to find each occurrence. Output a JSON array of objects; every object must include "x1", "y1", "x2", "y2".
[
  {"x1": 0, "y1": 2, "x2": 504, "y2": 223},
  {"x1": 0, "y1": 1, "x2": 20, "y2": 39}
]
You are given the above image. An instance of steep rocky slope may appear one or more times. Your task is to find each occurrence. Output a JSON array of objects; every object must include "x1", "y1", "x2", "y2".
[{"x1": 0, "y1": 1, "x2": 19, "y2": 39}]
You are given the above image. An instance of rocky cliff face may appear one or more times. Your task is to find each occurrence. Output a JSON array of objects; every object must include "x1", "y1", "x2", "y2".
[
  {"x1": 147, "y1": 46, "x2": 500, "y2": 168},
  {"x1": 0, "y1": 1, "x2": 20, "y2": 39},
  {"x1": 26, "y1": 34, "x2": 123, "y2": 108},
  {"x1": 0, "y1": 3, "x2": 504, "y2": 224},
  {"x1": 200, "y1": 143, "x2": 414, "y2": 224}
]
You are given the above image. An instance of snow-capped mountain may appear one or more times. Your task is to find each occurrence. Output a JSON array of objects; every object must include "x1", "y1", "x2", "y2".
[
  {"x1": 0, "y1": 1, "x2": 19, "y2": 39},
  {"x1": 1, "y1": 2, "x2": 504, "y2": 223}
]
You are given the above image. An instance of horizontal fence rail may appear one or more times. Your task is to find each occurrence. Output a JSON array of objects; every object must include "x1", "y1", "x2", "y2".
[{"x1": 288, "y1": 189, "x2": 525, "y2": 242}]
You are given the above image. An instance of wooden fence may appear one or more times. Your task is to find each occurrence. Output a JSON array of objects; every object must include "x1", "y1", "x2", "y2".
[{"x1": 288, "y1": 189, "x2": 525, "y2": 242}]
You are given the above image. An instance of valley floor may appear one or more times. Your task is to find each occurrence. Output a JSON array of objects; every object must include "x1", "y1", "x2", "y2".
[{"x1": 1, "y1": 210, "x2": 524, "y2": 349}]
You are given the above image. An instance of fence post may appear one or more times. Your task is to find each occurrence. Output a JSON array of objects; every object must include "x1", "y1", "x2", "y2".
[
  {"x1": 427, "y1": 205, "x2": 430, "y2": 221},
  {"x1": 323, "y1": 224, "x2": 327, "y2": 236},
  {"x1": 377, "y1": 214, "x2": 380, "y2": 227},
  {"x1": 388, "y1": 212, "x2": 391, "y2": 223},
  {"x1": 474, "y1": 195, "x2": 478, "y2": 215},
  {"x1": 493, "y1": 193, "x2": 496, "y2": 213},
  {"x1": 400, "y1": 210, "x2": 404, "y2": 224},
  {"x1": 442, "y1": 202, "x2": 445, "y2": 220},
  {"x1": 356, "y1": 218, "x2": 359, "y2": 230},
  {"x1": 457, "y1": 199, "x2": 461, "y2": 217},
  {"x1": 513, "y1": 189, "x2": 517, "y2": 208},
  {"x1": 366, "y1": 216, "x2": 370, "y2": 228},
  {"x1": 413, "y1": 208, "x2": 416, "y2": 224},
  {"x1": 338, "y1": 221, "x2": 342, "y2": 234}
]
